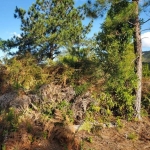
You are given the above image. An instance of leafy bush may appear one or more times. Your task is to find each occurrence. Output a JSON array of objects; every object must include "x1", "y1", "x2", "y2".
[
  {"x1": 143, "y1": 63, "x2": 150, "y2": 77},
  {"x1": 98, "y1": 45, "x2": 137, "y2": 119},
  {"x1": 3, "y1": 54, "x2": 49, "y2": 91}
]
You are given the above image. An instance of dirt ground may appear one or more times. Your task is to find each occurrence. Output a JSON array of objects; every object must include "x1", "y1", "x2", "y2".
[
  {"x1": 78, "y1": 117, "x2": 150, "y2": 150},
  {"x1": 1, "y1": 116, "x2": 150, "y2": 150}
]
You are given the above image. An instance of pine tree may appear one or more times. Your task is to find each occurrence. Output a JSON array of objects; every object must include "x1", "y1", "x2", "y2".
[
  {"x1": 132, "y1": 0, "x2": 142, "y2": 120},
  {"x1": 6, "y1": 0, "x2": 86, "y2": 61},
  {"x1": 84, "y1": 0, "x2": 150, "y2": 119},
  {"x1": 95, "y1": 1, "x2": 136, "y2": 119}
]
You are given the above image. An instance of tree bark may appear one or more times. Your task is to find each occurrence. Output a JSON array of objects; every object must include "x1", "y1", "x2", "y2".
[{"x1": 132, "y1": 0, "x2": 142, "y2": 120}]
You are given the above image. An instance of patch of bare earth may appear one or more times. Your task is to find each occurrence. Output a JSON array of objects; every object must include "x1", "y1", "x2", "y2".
[
  {"x1": 0, "y1": 115, "x2": 80, "y2": 150},
  {"x1": 77, "y1": 117, "x2": 150, "y2": 150},
  {"x1": 1, "y1": 117, "x2": 150, "y2": 150}
]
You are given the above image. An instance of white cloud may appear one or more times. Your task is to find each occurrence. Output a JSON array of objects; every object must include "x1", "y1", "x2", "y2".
[
  {"x1": 10, "y1": 32, "x2": 21, "y2": 38},
  {"x1": 141, "y1": 32, "x2": 150, "y2": 47}
]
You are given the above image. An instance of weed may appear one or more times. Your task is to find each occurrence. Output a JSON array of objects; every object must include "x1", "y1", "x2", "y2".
[
  {"x1": 2, "y1": 144, "x2": 6, "y2": 150},
  {"x1": 42, "y1": 131, "x2": 48, "y2": 139},
  {"x1": 28, "y1": 134, "x2": 34, "y2": 143},
  {"x1": 80, "y1": 139, "x2": 85, "y2": 150},
  {"x1": 74, "y1": 83, "x2": 89, "y2": 96},
  {"x1": 116, "y1": 118, "x2": 123, "y2": 128},
  {"x1": 85, "y1": 137, "x2": 93, "y2": 143},
  {"x1": 5, "y1": 108, "x2": 19, "y2": 132},
  {"x1": 79, "y1": 121, "x2": 93, "y2": 133},
  {"x1": 127, "y1": 132, "x2": 138, "y2": 140}
]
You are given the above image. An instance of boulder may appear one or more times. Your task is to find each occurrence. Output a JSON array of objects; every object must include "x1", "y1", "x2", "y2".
[{"x1": 0, "y1": 83, "x2": 94, "y2": 124}]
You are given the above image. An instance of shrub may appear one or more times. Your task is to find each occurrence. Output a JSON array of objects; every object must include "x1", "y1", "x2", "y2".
[{"x1": 3, "y1": 54, "x2": 49, "y2": 91}]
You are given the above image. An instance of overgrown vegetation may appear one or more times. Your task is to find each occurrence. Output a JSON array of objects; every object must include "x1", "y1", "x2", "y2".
[{"x1": 0, "y1": 0, "x2": 150, "y2": 149}]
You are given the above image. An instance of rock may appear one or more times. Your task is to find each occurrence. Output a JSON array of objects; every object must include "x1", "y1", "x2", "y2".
[
  {"x1": 0, "y1": 92, "x2": 40, "y2": 111},
  {"x1": 72, "y1": 92, "x2": 94, "y2": 124},
  {"x1": 0, "y1": 92, "x2": 18, "y2": 108},
  {"x1": 9, "y1": 94, "x2": 31, "y2": 110},
  {"x1": 0, "y1": 83, "x2": 94, "y2": 124},
  {"x1": 38, "y1": 83, "x2": 76, "y2": 103}
]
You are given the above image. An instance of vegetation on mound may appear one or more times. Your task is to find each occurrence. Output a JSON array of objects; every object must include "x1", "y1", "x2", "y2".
[
  {"x1": 0, "y1": 0, "x2": 150, "y2": 149},
  {"x1": 0, "y1": 52, "x2": 150, "y2": 149}
]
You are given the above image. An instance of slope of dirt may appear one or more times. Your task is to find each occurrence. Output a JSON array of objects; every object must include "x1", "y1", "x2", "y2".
[
  {"x1": 0, "y1": 83, "x2": 150, "y2": 150},
  {"x1": 78, "y1": 118, "x2": 150, "y2": 150},
  {"x1": 0, "y1": 115, "x2": 150, "y2": 150}
]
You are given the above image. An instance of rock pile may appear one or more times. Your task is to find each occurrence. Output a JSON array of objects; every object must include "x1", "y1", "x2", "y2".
[{"x1": 0, "y1": 83, "x2": 94, "y2": 124}]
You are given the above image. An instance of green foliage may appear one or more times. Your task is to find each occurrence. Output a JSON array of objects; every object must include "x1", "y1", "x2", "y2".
[
  {"x1": 26, "y1": 121, "x2": 33, "y2": 133},
  {"x1": 143, "y1": 63, "x2": 150, "y2": 77},
  {"x1": 74, "y1": 83, "x2": 89, "y2": 96},
  {"x1": 2, "y1": 144, "x2": 6, "y2": 150},
  {"x1": 40, "y1": 98, "x2": 74, "y2": 123},
  {"x1": 28, "y1": 134, "x2": 34, "y2": 143},
  {"x1": 127, "y1": 132, "x2": 138, "y2": 140},
  {"x1": 0, "y1": 38, "x2": 9, "y2": 52},
  {"x1": 116, "y1": 118, "x2": 123, "y2": 128},
  {"x1": 40, "y1": 102, "x2": 54, "y2": 117},
  {"x1": 141, "y1": 82, "x2": 150, "y2": 116},
  {"x1": 95, "y1": 1, "x2": 137, "y2": 119},
  {"x1": 6, "y1": 0, "x2": 90, "y2": 61},
  {"x1": 85, "y1": 137, "x2": 93, "y2": 143},
  {"x1": 79, "y1": 121, "x2": 93, "y2": 133},
  {"x1": 4, "y1": 54, "x2": 49, "y2": 91},
  {"x1": 4, "y1": 108, "x2": 19, "y2": 132},
  {"x1": 87, "y1": 0, "x2": 146, "y2": 120},
  {"x1": 143, "y1": 51, "x2": 150, "y2": 63},
  {"x1": 42, "y1": 131, "x2": 48, "y2": 139},
  {"x1": 57, "y1": 45, "x2": 98, "y2": 87},
  {"x1": 56, "y1": 100, "x2": 74, "y2": 122},
  {"x1": 90, "y1": 92, "x2": 114, "y2": 118},
  {"x1": 0, "y1": 38, "x2": 4, "y2": 50},
  {"x1": 89, "y1": 105, "x2": 100, "y2": 113},
  {"x1": 107, "y1": 46, "x2": 136, "y2": 118}
]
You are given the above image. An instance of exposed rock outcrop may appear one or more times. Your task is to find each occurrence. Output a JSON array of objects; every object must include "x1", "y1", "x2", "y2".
[{"x1": 0, "y1": 83, "x2": 94, "y2": 124}]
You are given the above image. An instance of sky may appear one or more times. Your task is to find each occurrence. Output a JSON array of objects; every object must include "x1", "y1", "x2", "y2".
[{"x1": 0, "y1": 0, "x2": 150, "y2": 59}]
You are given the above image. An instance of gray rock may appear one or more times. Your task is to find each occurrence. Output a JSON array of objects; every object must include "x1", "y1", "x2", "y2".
[
  {"x1": 0, "y1": 92, "x2": 18, "y2": 108},
  {"x1": 0, "y1": 83, "x2": 94, "y2": 124}
]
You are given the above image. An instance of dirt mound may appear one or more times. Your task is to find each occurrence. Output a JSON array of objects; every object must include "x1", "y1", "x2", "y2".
[
  {"x1": 1, "y1": 115, "x2": 150, "y2": 150},
  {"x1": 0, "y1": 83, "x2": 150, "y2": 150},
  {"x1": 0, "y1": 109, "x2": 81, "y2": 150}
]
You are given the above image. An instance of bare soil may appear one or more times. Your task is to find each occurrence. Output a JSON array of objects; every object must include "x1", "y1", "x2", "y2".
[
  {"x1": 0, "y1": 116, "x2": 150, "y2": 150},
  {"x1": 78, "y1": 117, "x2": 150, "y2": 150}
]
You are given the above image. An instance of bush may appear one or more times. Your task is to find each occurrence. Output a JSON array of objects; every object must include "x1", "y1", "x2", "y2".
[{"x1": 3, "y1": 54, "x2": 49, "y2": 91}]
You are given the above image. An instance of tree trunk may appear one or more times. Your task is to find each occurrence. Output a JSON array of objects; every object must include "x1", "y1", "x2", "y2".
[{"x1": 132, "y1": 0, "x2": 142, "y2": 120}]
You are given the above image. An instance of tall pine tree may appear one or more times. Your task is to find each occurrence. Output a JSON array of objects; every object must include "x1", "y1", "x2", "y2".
[
  {"x1": 84, "y1": 0, "x2": 150, "y2": 119},
  {"x1": 6, "y1": 0, "x2": 88, "y2": 61}
]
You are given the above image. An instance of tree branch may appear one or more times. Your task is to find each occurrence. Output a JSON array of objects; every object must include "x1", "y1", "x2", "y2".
[
  {"x1": 141, "y1": 18, "x2": 150, "y2": 24},
  {"x1": 141, "y1": 28, "x2": 150, "y2": 32}
]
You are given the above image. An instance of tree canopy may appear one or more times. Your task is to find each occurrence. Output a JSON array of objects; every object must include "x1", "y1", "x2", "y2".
[
  {"x1": 5, "y1": 0, "x2": 91, "y2": 61},
  {"x1": 84, "y1": 0, "x2": 150, "y2": 119}
]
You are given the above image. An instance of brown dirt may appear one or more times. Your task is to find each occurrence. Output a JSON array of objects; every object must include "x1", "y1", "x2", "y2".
[
  {"x1": 78, "y1": 117, "x2": 150, "y2": 150},
  {"x1": 0, "y1": 116, "x2": 150, "y2": 150}
]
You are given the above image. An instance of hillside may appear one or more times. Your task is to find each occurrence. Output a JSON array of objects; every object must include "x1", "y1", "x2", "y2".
[
  {"x1": 143, "y1": 51, "x2": 150, "y2": 62},
  {"x1": 0, "y1": 83, "x2": 150, "y2": 150}
]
